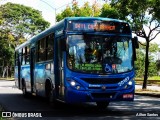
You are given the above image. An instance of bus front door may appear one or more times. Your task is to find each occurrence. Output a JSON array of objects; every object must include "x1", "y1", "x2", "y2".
[
  {"x1": 30, "y1": 48, "x2": 36, "y2": 94},
  {"x1": 57, "y1": 37, "x2": 65, "y2": 100}
]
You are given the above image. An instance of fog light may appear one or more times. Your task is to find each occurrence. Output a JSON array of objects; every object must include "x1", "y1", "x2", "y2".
[
  {"x1": 76, "y1": 86, "x2": 81, "y2": 90},
  {"x1": 124, "y1": 85, "x2": 128, "y2": 89}
]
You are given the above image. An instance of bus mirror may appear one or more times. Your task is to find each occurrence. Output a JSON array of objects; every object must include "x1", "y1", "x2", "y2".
[
  {"x1": 132, "y1": 37, "x2": 139, "y2": 49},
  {"x1": 132, "y1": 37, "x2": 138, "y2": 61}
]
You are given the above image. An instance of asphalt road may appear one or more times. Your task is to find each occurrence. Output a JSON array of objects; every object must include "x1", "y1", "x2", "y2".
[{"x1": 0, "y1": 80, "x2": 160, "y2": 120}]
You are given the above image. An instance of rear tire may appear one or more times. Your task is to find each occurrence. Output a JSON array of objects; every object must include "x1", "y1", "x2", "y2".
[{"x1": 96, "y1": 102, "x2": 109, "y2": 110}]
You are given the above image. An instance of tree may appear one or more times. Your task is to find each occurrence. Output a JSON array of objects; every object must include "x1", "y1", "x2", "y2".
[
  {"x1": 100, "y1": 3, "x2": 120, "y2": 19},
  {"x1": 79, "y1": 2, "x2": 92, "y2": 17},
  {"x1": 110, "y1": 0, "x2": 160, "y2": 89},
  {"x1": 56, "y1": 1, "x2": 101, "y2": 22},
  {"x1": 92, "y1": 1, "x2": 101, "y2": 17},
  {"x1": 0, "y1": 2, "x2": 50, "y2": 47},
  {"x1": 0, "y1": 37, "x2": 14, "y2": 77},
  {"x1": 56, "y1": 7, "x2": 74, "y2": 22},
  {"x1": 0, "y1": 3, "x2": 50, "y2": 77},
  {"x1": 135, "y1": 43, "x2": 159, "y2": 77}
]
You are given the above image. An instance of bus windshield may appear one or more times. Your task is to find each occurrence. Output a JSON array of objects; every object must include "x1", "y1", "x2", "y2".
[{"x1": 67, "y1": 35, "x2": 133, "y2": 74}]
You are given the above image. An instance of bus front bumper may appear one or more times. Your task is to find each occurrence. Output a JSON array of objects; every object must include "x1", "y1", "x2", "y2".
[{"x1": 65, "y1": 87, "x2": 135, "y2": 103}]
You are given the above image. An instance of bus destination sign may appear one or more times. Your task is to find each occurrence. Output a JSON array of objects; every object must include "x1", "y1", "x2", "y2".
[
  {"x1": 73, "y1": 22, "x2": 115, "y2": 31},
  {"x1": 68, "y1": 20, "x2": 130, "y2": 33}
]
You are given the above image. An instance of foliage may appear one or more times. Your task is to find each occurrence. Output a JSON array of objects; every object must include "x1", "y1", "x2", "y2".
[
  {"x1": 56, "y1": 7, "x2": 74, "y2": 22},
  {"x1": 150, "y1": 0, "x2": 160, "y2": 21},
  {"x1": 0, "y1": 2, "x2": 50, "y2": 47},
  {"x1": 0, "y1": 11, "x2": 4, "y2": 25},
  {"x1": 135, "y1": 43, "x2": 160, "y2": 77},
  {"x1": 100, "y1": 3, "x2": 120, "y2": 19},
  {"x1": 148, "y1": 76, "x2": 160, "y2": 80},
  {"x1": 56, "y1": 1, "x2": 101, "y2": 22},
  {"x1": 92, "y1": 1, "x2": 101, "y2": 17},
  {"x1": 79, "y1": 2, "x2": 92, "y2": 16},
  {"x1": 0, "y1": 2, "x2": 50, "y2": 77}
]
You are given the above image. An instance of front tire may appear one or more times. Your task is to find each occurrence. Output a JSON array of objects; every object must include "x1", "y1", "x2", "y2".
[{"x1": 96, "y1": 102, "x2": 109, "y2": 109}]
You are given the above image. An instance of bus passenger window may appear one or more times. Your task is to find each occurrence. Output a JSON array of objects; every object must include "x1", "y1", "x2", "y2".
[
  {"x1": 36, "y1": 41, "x2": 40, "y2": 62},
  {"x1": 22, "y1": 48, "x2": 25, "y2": 65},
  {"x1": 46, "y1": 33, "x2": 54, "y2": 60},
  {"x1": 37, "y1": 38, "x2": 46, "y2": 62},
  {"x1": 25, "y1": 47, "x2": 30, "y2": 64}
]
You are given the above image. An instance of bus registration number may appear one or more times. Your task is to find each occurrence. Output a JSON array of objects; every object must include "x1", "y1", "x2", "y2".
[{"x1": 123, "y1": 94, "x2": 133, "y2": 99}]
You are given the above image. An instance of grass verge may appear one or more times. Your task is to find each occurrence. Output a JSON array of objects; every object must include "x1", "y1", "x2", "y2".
[
  {"x1": 0, "y1": 78, "x2": 14, "y2": 81},
  {"x1": 136, "y1": 89, "x2": 160, "y2": 93},
  {"x1": 135, "y1": 89, "x2": 160, "y2": 97}
]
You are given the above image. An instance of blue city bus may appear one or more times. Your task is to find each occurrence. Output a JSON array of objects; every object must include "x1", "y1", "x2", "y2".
[{"x1": 15, "y1": 17, "x2": 139, "y2": 109}]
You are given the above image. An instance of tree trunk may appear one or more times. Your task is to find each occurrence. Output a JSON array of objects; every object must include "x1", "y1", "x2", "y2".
[
  {"x1": 142, "y1": 39, "x2": 149, "y2": 89},
  {"x1": 6, "y1": 66, "x2": 8, "y2": 78},
  {"x1": 2, "y1": 66, "x2": 6, "y2": 78}
]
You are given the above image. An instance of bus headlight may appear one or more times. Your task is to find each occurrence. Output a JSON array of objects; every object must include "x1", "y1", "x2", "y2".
[
  {"x1": 128, "y1": 81, "x2": 133, "y2": 86},
  {"x1": 123, "y1": 80, "x2": 133, "y2": 89},
  {"x1": 70, "y1": 81, "x2": 76, "y2": 86},
  {"x1": 67, "y1": 78, "x2": 85, "y2": 90}
]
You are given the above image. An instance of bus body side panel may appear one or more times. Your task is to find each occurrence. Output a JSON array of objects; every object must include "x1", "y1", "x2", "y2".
[
  {"x1": 34, "y1": 63, "x2": 45, "y2": 96},
  {"x1": 14, "y1": 66, "x2": 19, "y2": 88},
  {"x1": 21, "y1": 65, "x2": 31, "y2": 92},
  {"x1": 34, "y1": 61, "x2": 55, "y2": 97},
  {"x1": 44, "y1": 62, "x2": 55, "y2": 91},
  {"x1": 15, "y1": 53, "x2": 23, "y2": 90}
]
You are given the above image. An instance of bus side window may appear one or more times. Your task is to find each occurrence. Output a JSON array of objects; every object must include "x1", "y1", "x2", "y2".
[
  {"x1": 46, "y1": 33, "x2": 54, "y2": 60},
  {"x1": 36, "y1": 41, "x2": 40, "y2": 62},
  {"x1": 37, "y1": 38, "x2": 46, "y2": 62},
  {"x1": 25, "y1": 47, "x2": 30, "y2": 64},
  {"x1": 22, "y1": 48, "x2": 25, "y2": 65}
]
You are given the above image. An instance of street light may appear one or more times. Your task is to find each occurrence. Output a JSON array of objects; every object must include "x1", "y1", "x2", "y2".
[{"x1": 39, "y1": 0, "x2": 75, "y2": 24}]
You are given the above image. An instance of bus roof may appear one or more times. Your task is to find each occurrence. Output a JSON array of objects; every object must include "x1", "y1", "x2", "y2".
[
  {"x1": 15, "y1": 17, "x2": 128, "y2": 51},
  {"x1": 64, "y1": 17, "x2": 126, "y2": 23}
]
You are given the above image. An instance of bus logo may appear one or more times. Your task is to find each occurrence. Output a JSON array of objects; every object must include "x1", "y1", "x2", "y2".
[
  {"x1": 2, "y1": 112, "x2": 11, "y2": 117},
  {"x1": 101, "y1": 86, "x2": 106, "y2": 90}
]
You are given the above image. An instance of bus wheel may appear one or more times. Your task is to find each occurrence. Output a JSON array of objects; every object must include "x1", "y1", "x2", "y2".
[{"x1": 96, "y1": 102, "x2": 109, "y2": 110}]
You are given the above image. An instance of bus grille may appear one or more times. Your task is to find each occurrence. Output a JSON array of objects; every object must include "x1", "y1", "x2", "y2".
[
  {"x1": 88, "y1": 86, "x2": 117, "y2": 89},
  {"x1": 91, "y1": 93, "x2": 116, "y2": 98},
  {"x1": 81, "y1": 78, "x2": 123, "y2": 84}
]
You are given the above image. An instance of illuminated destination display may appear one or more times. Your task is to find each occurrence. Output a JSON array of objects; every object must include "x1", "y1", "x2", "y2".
[
  {"x1": 73, "y1": 23, "x2": 115, "y2": 31},
  {"x1": 68, "y1": 20, "x2": 131, "y2": 33}
]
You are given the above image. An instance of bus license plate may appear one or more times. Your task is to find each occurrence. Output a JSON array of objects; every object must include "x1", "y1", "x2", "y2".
[{"x1": 123, "y1": 94, "x2": 133, "y2": 98}]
